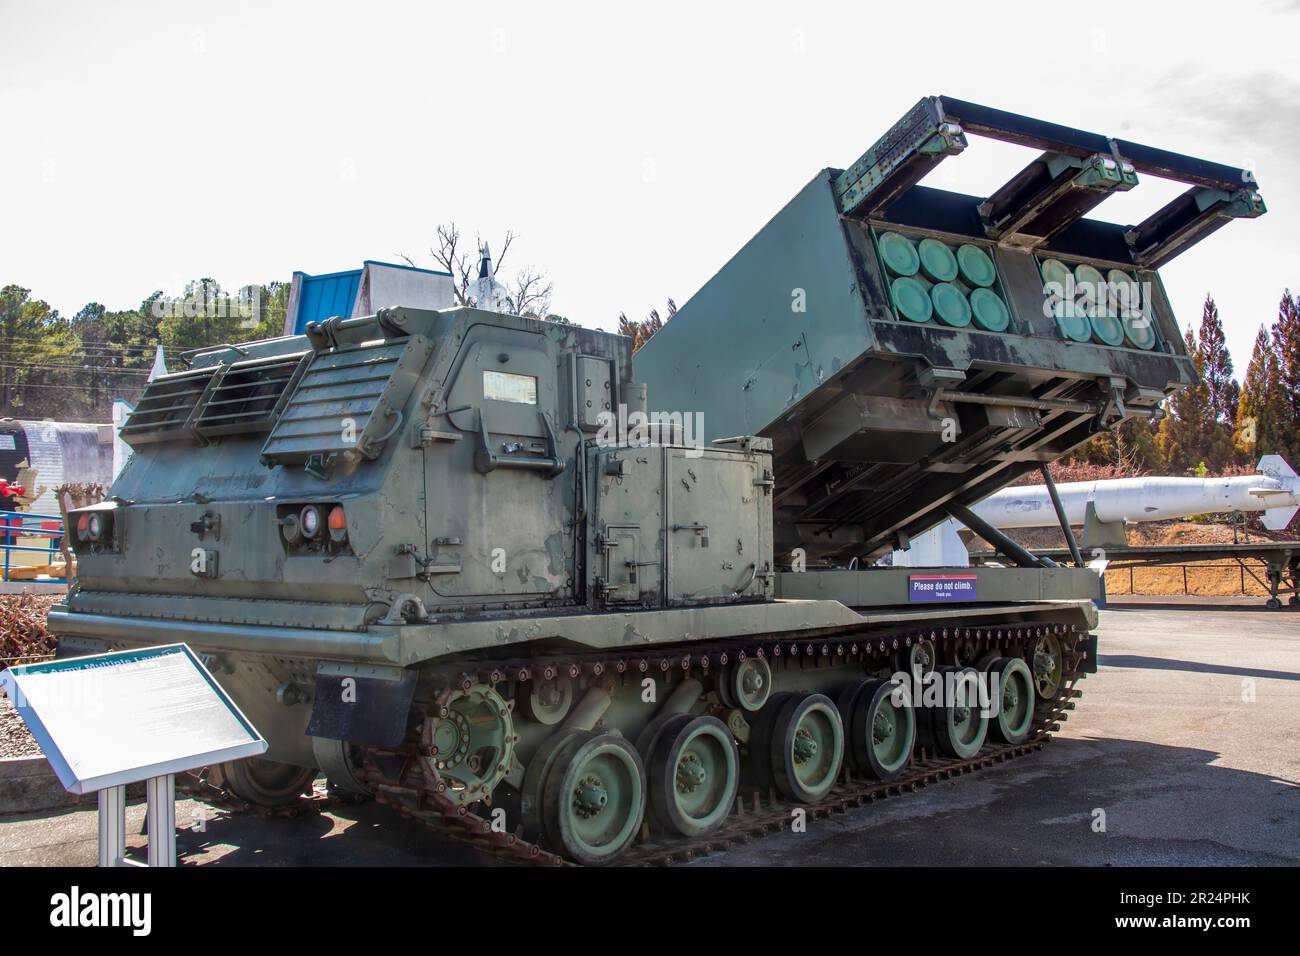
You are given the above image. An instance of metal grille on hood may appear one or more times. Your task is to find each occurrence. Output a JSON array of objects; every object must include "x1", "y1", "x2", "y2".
[
  {"x1": 259, "y1": 335, "x2": 434, "y2": 465},
  {"x1": 192, "y1": 352, "x2": 310, "y2": 439},
  {"x1": 119, "y1": 352, "x2": 311, "y2": 448},
  {"x1": 119, "y1": 367, "x2": 218, "y2": 447}
]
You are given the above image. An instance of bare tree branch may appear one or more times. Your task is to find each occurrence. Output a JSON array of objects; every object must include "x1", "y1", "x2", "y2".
[
  {"x1": 402, "y1": 223, "x2": 549, "y2": 314},
  {"x1": 504, "y1": 266, "x2": 553, "y2": 318},
  {"x1": 428, "y1": 222, "x2": 477, "y2": 307},
  {"x1": 492, "y1": 230, "x2": 517, "y2": 277}
]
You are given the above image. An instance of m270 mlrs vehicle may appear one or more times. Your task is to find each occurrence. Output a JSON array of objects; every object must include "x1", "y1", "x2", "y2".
[{"x1": 50, "y1": 97, "x2": 1264, "y2": 864}]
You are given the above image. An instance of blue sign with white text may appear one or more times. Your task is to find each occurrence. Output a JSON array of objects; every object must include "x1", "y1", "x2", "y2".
[{"x1": 908, "y1": 574, "x2": 977, "y2": 603}]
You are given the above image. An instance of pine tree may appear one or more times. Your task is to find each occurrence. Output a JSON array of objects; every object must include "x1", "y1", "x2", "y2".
[
  {"x1": 617, "y1": 299, "x2": 676, "y2": 352},
  {"x1": 1236, "y1": 323, "x2": 1288, "y2": 461},
  {"x1": 0, "y1": 285, "x2": 79, "y2": 418},
  {"x1": 1272, "y1": 289, "x2": 1300, "y2": 461},
  {"x1": 1159, "y1": 326, "x2": 1233, "y2": 471},
  {"x1": 1197, "y1": 294, "x2": 1239, "y2": 424}
]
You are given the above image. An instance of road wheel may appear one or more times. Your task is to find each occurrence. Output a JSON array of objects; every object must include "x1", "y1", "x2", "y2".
[
  {"x1": 848, "y1": 679, "x2": 915, "y2": 780},
  {"x1": 746, "y1": 691, "x2": 795, "y2": 790},
  {"x1": 987, "y1": 657, "x2": 1035, "y2": 744},
  {"x1": 648, "y1": 714, "x2": 739, "y2": 837},
  {"x1": 769, "y1": 693, "x2": 843, "y2": 803},
  {"x1": 928, "y1": 667, "x2": 988, "y2": 760},
  {"x1": 520, "y1": 728, "x2": 588, "y2": 842},
  {"x1": 542, "y1": 732, "x2": 646, "y2": 865},
  {"x1": 215, "y1": 758, "x2": 316, "y2": 807}
]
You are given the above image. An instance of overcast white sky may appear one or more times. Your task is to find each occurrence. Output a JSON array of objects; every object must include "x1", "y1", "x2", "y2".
[{"x1": 2, "y1": 0, "x2": 1297, "y2": 377}]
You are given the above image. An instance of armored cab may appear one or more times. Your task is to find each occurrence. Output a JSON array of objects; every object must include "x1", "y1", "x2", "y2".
[
  {"x1": 54, "y1": 308, "x2": 780, "y2": 762},
  {"x1": 635, "y1": 95, "x2": 1265, "y2": 565}
]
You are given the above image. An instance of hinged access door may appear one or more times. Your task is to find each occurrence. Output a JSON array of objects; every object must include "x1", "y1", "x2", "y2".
[
  {"x1": 421, "y1": 325, "x2": 575, "y2": 606},
  {"x1": 666, "y1": 448, "x2": 771, "y2": 604}
]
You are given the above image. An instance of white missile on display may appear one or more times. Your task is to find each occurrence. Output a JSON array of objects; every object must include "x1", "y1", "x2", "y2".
[{"x1": 970, "y1": 455, "x2": 1300, "y2": 532}]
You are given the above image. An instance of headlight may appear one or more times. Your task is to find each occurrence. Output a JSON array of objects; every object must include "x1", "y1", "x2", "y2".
[
  {"x1": 76, "y1": 514, "x2": 89, "y2": 541},
  {"x1": 87, "y1": 513, "x2": 104, "y2": 542},
  {"x1": 300, "y1": 505, "x2": 322, "y2": 539}
]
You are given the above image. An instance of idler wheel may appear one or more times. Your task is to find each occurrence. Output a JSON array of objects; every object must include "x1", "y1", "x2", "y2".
[
  {"x1": 840, "y1": 679, "x2": 915, "y2": 780},
  {"x1": 1030, "y1": 632, "x2": 1064, "y2": 700},
  {"x1": 987, "y1": 657, "x2": 1035, "y2": 745},
  {"x1": 214, "y1": 758, "x2": 316, "y2": 808},
  {"x1": 768, "y1": 692, "x2": 844, "y2": 803},
  {"x1": 542, "y1": 732, "x2": 646, "y2": 865},
  {"x1": 647, "y1": 714, "x2": 739, "y2": 838},
  {"x1": 926, "y1": 666, "x2": 988, "y2": 760}
]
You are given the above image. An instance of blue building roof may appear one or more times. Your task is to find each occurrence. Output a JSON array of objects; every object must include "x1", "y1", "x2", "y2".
[
  {"x1": 288, "y1": 261, "x2": 453, "y2": 335},
  {"x1": 290, "y1": 268, "x2": 362, "y2": 335}
]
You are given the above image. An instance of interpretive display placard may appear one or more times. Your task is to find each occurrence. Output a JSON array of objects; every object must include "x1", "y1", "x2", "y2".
[{"x1": 0, "y1": 643, "x2": 266, "y2": 795}]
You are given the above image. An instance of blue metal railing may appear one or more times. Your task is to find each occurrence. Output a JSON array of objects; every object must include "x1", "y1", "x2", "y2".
[{"x1": 0, "y1": 511, "x2": 67, "y2": 581}]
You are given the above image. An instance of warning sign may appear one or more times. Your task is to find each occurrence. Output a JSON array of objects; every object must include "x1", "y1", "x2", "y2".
[{"x1": 908, "y1": 574, "x2": 977, "y2": 603}]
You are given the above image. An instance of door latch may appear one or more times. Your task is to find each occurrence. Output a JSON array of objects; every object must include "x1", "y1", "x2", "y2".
[{"x1": 672, "y1": 523, "x2": 710, "y2": 547}]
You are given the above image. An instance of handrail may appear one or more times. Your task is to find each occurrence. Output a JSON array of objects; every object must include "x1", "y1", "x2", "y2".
[{"x1": 0, "y1": 511, "x2": 67, "y2": 581}]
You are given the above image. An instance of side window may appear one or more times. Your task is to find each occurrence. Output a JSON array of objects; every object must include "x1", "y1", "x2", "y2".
[{"x1": 483, "y1": 369, "x2": 538, "y2": 405}]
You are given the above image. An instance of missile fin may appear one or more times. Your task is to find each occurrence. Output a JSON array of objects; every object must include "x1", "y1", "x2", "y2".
[
  {"x1": 1257, "y1": 454, "x2": 1297, "y2": 480},
  {"x1": 1262, "y1": 504, "x2": 1298, "y2": 531}
]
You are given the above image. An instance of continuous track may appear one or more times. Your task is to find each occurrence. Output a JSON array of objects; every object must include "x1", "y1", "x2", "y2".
[{"x1": 358, "y1": 621, "x2": 1089, "y2": 866}]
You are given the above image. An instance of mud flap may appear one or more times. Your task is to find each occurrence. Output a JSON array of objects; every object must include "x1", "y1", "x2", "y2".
[{"x1": 306, "y1": 664, "x2": 418, "y2": 746}]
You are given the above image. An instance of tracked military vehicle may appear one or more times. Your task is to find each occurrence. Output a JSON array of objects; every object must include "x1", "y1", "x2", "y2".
[{"x1": 48, "y1": 97, "x2": 1263, "y2": 865}]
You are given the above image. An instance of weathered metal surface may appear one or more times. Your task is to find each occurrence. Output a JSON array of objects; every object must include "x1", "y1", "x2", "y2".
[
  {"x1": 49, "y1": 599, "x2": 863, "y2": 663},
  {"x1": 589, "y1": 442, "x2": 774, "y2": 607},
  {"x1": 635, "y1": 99, "x2": 1263, "y2": 564},
  {"x1": 47, "y1": 607, "x2": 398, "y2": 661}
]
